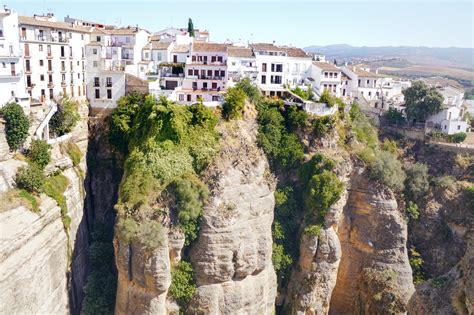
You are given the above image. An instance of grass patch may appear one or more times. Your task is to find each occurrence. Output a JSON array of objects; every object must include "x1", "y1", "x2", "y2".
[
  {"x1": 43, "y1": 174, "x2": 69, "y2": 228},
  {"x1": 61, "y1": 141, "x2": 82, "y2": 166},
  {"x1": 0, "y1": 189, "x2": 40, "y2": 212}
]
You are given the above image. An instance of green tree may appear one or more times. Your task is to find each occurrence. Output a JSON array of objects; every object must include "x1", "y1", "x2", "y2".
[
  {"x1": 319, "y1": 90, "x2": 336, "y2": 107},
  {"x1": 385, "y1": 107, "x2": 404, "y2": 124},
  {"x1": 27, "y1": 139, "x2": 51, "y2": 169},
  {"x1": 405, "y1": 163, "x2": 429, "y2": 200},
  {"x1": 235, "y1": 78, "x2": 261, "y2": 103},
  {"x1": 403, "y1": 81, "x2": 443, "y2": 122},
  {"x1": 187, "y1": 18, "x2": 195, "y2": 37},
  {"x1": 169, "y1": 261, "x2": 197, "y2": 307},
  {"x1": 370, "y1": 150, "x2": 406, "y2": 191},
  {"x1": 1, "y1": 103, "x2": 30, "y2": 151},
  {"x1": 49, "y1": 97, "x2": 80, "y2": 136},
  {"x1": 223, "y1": 86, "x2": 246, "y2": 120}
]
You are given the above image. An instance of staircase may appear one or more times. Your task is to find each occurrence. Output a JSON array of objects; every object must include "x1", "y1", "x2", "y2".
[{"x1": 34, "y1": 101, "x2": 58, "y2": 142}]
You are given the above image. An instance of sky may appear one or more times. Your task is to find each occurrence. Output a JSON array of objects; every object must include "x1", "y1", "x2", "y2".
[{"x1": 3, "y1": 0, "x2": 473, "y2": 48}]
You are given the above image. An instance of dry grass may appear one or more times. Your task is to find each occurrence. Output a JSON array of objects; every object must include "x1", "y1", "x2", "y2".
[{"x1": 0, "y1": 189, "x2": 40, "y2": 213}]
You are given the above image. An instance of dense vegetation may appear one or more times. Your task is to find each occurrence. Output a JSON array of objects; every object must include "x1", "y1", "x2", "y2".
[
  {"x1": 403, "y1": 81, "x2": 443, "y2": 122},
  {"x1": 27, "y1": 139, "x2": 51, "y2": 169},
  {"x1": 49, "y1": 97, "x2": 80, "y2": 136},
  {"x1": 1, "y1": 103, "x2": 30, "y2": 151}
]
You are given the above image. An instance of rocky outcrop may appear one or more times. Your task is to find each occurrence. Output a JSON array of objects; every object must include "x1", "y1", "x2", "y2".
[
  {"x1": 0, "y1": 196, "x2": 69, "y2": 314},
  {"x1": 188, "y1": 112, "x2": 277, "y2": 314},
  {"x1": 330, "y1": 169, "x2": 415, "y2": 314}
]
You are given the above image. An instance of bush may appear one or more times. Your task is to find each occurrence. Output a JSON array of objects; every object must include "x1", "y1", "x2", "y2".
[
  {"x1": 1, "y1": 103, "x2": 30, "y2": 151},
  {"x1": 405, "y1": 201, "x2": 420, "y2": 220},
  {"x1": 291, "y1": 86, "x2": 311, "y2": 101},
  {"x1": 235, "y1": 78, "x2": 261, "y2": 103},
  {"x1": 405, "y1": 163, "x2": 429, "y2": 200},
  {"x1": 382, "y1": 139, "x2": 398, "y2": 154},
  {"x1": 385, "y1": 108, "x2": 404, "y2": 124},
  {"x1": 169, "y1": 261, "x2": 197, "y2": 307},
  {"x1": 15, "y1": 164, "x2": 45, "y2": 193},
  {"x1": 61, "y1": 141, "x2": 82, "y2": 166},
  {"x1": 312, "y1": 115, "x2": 335, "y2": 137},
  {"x1": 304, "y1": 224, "x2": 322, "y2": 237},
  {"x1": 449, "y1": 132, "x2": 467, "y2": 143},
  {"x1": 43, "y1": 174, "x2": 69, "y2": 215},
  {"x1": 272, "y1": 243, "x2": 293, "y2": 273},
  {"x1": 49, "y1": 97, "x2": 80, "y2": 136},
  {"x1": 305, "y1": 170, "x2": 344, "y2": 220},
  {"x1": 409, "y1": 247, "x2": 424, "y2": 285},
  {"x1": 222, "y1": 86, "x2": 246, "y2": 120},
  {"x1": 27, "y1": 139, "x2": 51, "y2": 169},
  {"x1": 136, "y1": 221, "x2": 165, "y2": 250},
  {"x1": 319, "y1": 90, "x2": 336, "y2": 107},
  {"x1": 169, "y1": 174, "x2": 208, "y2": 245},
  {"x1": 285, "y1": 105, "x2": 308, "y2": 131},
  {"x1": 370, "y1": 150, "x2": 406, "y2": 191},
  {"x1": 82, "y1": 268, "x2": 117, "y2": 315},
  {"x1": 435, "y1": 175, "x2": 456, "y2": 190}
]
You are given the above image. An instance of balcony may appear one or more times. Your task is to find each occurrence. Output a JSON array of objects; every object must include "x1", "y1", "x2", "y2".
[
  {"x1": 48, "y1": 82, "x2": 54, "y2": 88},
  {"x1": 33, "y1": 35, "x2": 69, "y2": 43},
  {"x1": 60, "y1": 55, "x2": 66, "y2": 59},
  {"x1": 25, "y1": 68, "x2": 32, "y2": 74},
  {"x1": 47, "y1": 54, "x2": 53, "y2": 59},
  {"x1": 0, "y1": 71, "x2": 23, "y2": 79},
  {"x1": 106, "y1": 82, "x2": 112, "y2": 87},
  {"x1": 47, "y1": 69, "x2": 53, "y2": 74},
  {"x1": 61, "y1": 81, "x2": 67, "y2": 87},
  {"x1": 60, "y1": 68, "x2": 66, "y2": 73},
  {"x1": 189, "y1": 60, "x2": 227, "y2": 66},
  {"x1": 26, "y1": 83, "x2": 35, "y2": 90},
  {"x1": 189, "y1": 75, "x2": 225, "y2": 80}
]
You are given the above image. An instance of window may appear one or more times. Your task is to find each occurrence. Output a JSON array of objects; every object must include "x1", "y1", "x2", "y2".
[
  {"x1": 458, "y1": 125, "x2": 461, "y2": 130},
  {"x1": 106, "y1": 77, "x2": 112, "y2": 87},
  {"x1": 49, "y1": 75, "x2": 52, "y2": 82},
  {"x1": 93, "y1": 48, "x2": 98, "y2": 55},
  {"x1": 49, "y1": 89, "x2": 53, "y2": 99},
  {"x1": 367, "y1": 80, "x2": 370, "y2": 85},
  {"x1": 212, "y1": 82, "x2": 217, "y2": 90},
  {"x1": 38, "y1": 45, "x2": 43, "y2": 51},
  {"x1": 25, "y1": 60, "x2": 30, "y2": 72},
  {"x1": 60, "y1": 46, "x2": 65, "y2": 57},
  {"x1": 262, "y1": 63, "x2": 267, "y2": 72},
  {"x1": 220, "y1": 70, "x2": 225, "y2": 77},
  {"x1": 144, "y1": 52, "x2": 149, "y2": 59},
  {"x1": 179, "y1": 94, "x2": 184, "y2": 101},
  {"x1": 95, "y1": 89, "x2": 100, "y2": 99},
  {"x1": 107, "y1": 89, "x2": 112, "y2": 99},
  {"x1": 81, "y1": 34, "x2": 84, "y2": 40},
  {"x1": 187, "y1": 94, "x2": 191, "y2": 102},
  {"x1": 271, "y1": 75, "x2": 282, "y2": 84},
  {"x1": 272, "y1": 64, "x2": 283, "y2": 72},
  {"x1": 261, "y1": 75, "x2": 266, "y2": 84},
  {"x1": 334, "y1": 72, "x2": 338, "y2": 78},
  {"x1": 94, "y1": 77, "x2": 100, "y2": 87},
  {"x1": 48, "y1": 60, "x2": 52, "y2": 71},
  {"x1": 188, "y1": 69, "x2": 193, "y2": 76},
  {"x1": 93, "y1": 61, "x2": 98, "y2": 67},
  {"x1": 157, "y1": 52, "x2": 162, "y2": 61},
  {"x1": 96, "y1": 36, "x2": 101, "y2": 42},
  {"x1": 39, "y1": 60, "x2": 44, "y2": 66},
  {"x1": 40, "y1": 75, "x2": 44, "y2": 81}
]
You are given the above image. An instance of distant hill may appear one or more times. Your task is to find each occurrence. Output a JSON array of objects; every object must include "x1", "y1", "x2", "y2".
[{"x1": 304, "y1": 45, "x2": 474, "y2": 70}]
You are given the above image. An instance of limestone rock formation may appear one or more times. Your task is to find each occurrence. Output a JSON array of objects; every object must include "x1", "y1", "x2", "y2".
[
  {"x1": 330, "y1": 169, "x2": 415, "y2": 314},
  {"x1": 188, "y1": 113, "x2": 277, "y2": 314}
]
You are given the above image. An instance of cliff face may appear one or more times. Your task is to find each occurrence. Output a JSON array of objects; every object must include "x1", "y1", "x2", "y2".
[
  {"x1": 188, "y1": 116, "x2": 277, "y2": 314},
  {"x1": 0, "y1": 102, "x2": 89, "y2": 314},
  {"x1": 330, "y1": 170, "x2": 415, "y2": 314}
]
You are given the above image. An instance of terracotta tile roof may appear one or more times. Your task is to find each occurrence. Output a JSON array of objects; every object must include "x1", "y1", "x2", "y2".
[
  {"x1": 142, "y1": 41, "x2": 172, "y2": 51},
  {"x1": 19, "y1": 16, "x2": 92, "y2": 33},
  {"x1": 312, "y1": 61, "x2": 341, "y2": 71},
  {"x1": 285, "y1": 47, "x2": 310, "y2": 58},
  {"x1": 192, "y1": 42, "x2": 229, "y2": 53},
  {"x1": 94, "y1": 27, "x2": 146, "y2": 35},
  {"x1": 250, "y1": 43, "x2": 287, "y2": 52},
  {"x1": 227, "y1": 47, "x2": 254, "y2": 58},
  {"x1": 351, "y1": 67, "x2": 382, "y2": 78},
  {"x1": 172, "y1": 45, "x2": 190, "y2": 53}
]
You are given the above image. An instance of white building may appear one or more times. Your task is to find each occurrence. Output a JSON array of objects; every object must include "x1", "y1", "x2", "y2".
[
  {"x1": 85, "y1": 27, "x2": 149, "y2": 108},
  {"x1": 437, "y1": 85, "x2": 464, "y2": 107},
  {"x1": 151, "y1": 27, "x2": 209, "y2": 43},
  {"x1": 18, "y1": 14, "x2": 92, "y2": 105},
  {"x1": 425, "y1": 106, "x2": 468, "y2": 135},
  {"x1": 251, "y1": 43, "x2": 311, "y2": 97},
  {"x1": 0, "y1": 7, "x2": 28, "y2": 108},
  {"x1": 227, "y1": 46, "x2": 257, "y2": 83},
  {"x1": 309, "y1": 61, "x2": 342, "y2": 97},
  {"x1": 176, "y1": 42, "x2": 229, "y2": 104}
]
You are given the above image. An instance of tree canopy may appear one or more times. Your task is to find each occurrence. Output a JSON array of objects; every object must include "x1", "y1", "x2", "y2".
[{"x1": 403, "y1": 81, "x2": 443, "y2": 122}]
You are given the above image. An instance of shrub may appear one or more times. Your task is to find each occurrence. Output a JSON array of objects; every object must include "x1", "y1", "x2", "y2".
[
  {"x1": 15, "y1": 164, "x2": 45, "y2": 193},
  {"x1": 385, "y1": 108, "x2": 404, "y2": 124},
  {"x1": 409, "y1": 247, "x2": 424, "y2": 285},
  {"x1": 405, "y1": 201, "x2": 420, "y2": 220},
  {"x1": 169, "y1": 174, "x2": 208, "y2": 245},
  {"x1": 61, "y1": 141, "x2": 82, "y2": 166},
  {"x1": 431, "y1": 276, "x2": 449, "y2": 288},
  {"x1": 235, "y1": 78, "x2": 261, "y2": 103},
  {"x1": 312, "y1": 115, "x2": 335, "y2": 137},
  {"x1": 27, "y1": 139, "x2": 51, "y2": 169},
  {"x1": 272, "y1": 243, "x2": 293, "y2": 272},
  {"x1": 222, "y1": 86, "x2": 246, "y2": 120},
  {"x1": 291, "y1": 86, "x2": 311, "y2": 100},
  {"x1": 355, "y1": 146, "x2": 377, "y2": 165},
  {"x1": 405, "y1": 163, "x2": 429, "y2": 200},
  {"x1": 304, "y1": 224, "x2": 322, "y2": 237},
  {"x1": 370, "y1": 150, "x2": 406, "y2": 191},
  {"x1": 382, "y1": 138, "x2": 398, "y2": 154},
  {"x1": 136, "y1": 221, "x2": 165, "y2": 250},
  {"x1": 305, "y1": 170, "x2": 344, "y2": 220},
  {"x1": 43, "y1": 174, "x2": 69, "y2": 215},
  {"x1": 189, "y1": 102, "x2": 218, "y2": 130},
  {"x1": 449, "y1": 132, "x2": 467, "y2": 143},
  {"x1": 82, "y1": 267, "x2": 117, "y2": 315},
  {"x1": 435, "y1": 175, "x2": 456, "y2": 190},
  {"x1": 0, "y1": 188, "x2": 39, "y2": 212},
  {"x1": 319, "y1": 90, "x2": 336, "y2": 107},
  {"x1": 1, "y1": 103, "x2": 30, "y2": 151},
  {"x1": 285, "y1": 105, "x2": 308, "y2": 131},
  {"x1": 49, "y1": 97, "x2": 80, "y2": 136},
  {"x1": 169, "y1": 261, "x2": 197, "y2": 307}
]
